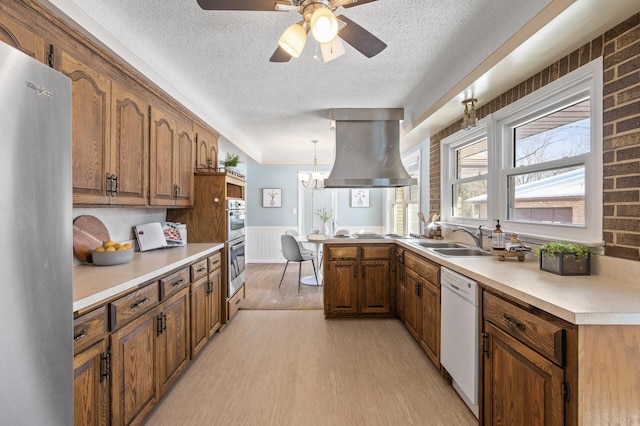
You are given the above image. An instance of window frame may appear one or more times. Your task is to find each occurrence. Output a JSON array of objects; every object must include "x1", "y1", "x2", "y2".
[
  {"x1": 442, "y1": 57, "x2": 603, "y2": 244},
  {"x1": 388, "y1": 150, "x2": 421, "y2": 235}
]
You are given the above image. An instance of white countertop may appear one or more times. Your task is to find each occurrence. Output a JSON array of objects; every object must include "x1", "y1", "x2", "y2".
[
  {"x1": 73, "y1": 243, "x2": 224, "y2": 312},
  {"x1": 319, "y1": 236, "x2": 640, "y2": 326}
]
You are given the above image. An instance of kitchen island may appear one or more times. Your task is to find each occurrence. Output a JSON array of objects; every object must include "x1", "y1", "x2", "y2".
[{"x1": 322, "y1": 236, "x2": 640, "y2": 425}]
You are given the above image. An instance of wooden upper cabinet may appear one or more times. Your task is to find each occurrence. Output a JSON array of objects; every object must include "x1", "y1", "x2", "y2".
[
  {"x1": 110, "y1": 83, "x2": 149, "y2": 206},
  {"x1": 194, "y1": 123, "x2": 219, "y2": 171},
  {"x1": 61, "y1": 50, "x2": 111, "y2": 205},
  {"x1": 0, "y1": 11, "x2": 46, "y2": 62},
  {"x1": 150, "y1": 106, "x2": 194, "y2": 207},
  {"x1": 175, "y1": 119, "x2": 195, "y2": 206}
]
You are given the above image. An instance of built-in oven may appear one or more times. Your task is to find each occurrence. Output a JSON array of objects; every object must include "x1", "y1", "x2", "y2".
[
  {"x1": 227, "y1": 199, "x2": 246, "y2": 241},
  {"x1": 227, "y1": 236, "x2": 245, "y2": 298}
]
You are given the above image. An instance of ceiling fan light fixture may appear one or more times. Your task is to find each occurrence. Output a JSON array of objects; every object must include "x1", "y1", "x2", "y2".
[
  {"x1": 278, "y1": 23, "x2": 307, "y2": 57},
  {"x1": 310, "y1": 8, "x2": 339, "y2": 43}
]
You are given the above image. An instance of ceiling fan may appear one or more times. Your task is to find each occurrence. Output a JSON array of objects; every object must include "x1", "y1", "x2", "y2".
[{"x1": 197, "y1": 0, "x2": 387, "y2": 62}]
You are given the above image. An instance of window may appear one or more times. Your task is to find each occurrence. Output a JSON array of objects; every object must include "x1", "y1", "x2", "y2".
[
  {"x1": 442, "y1": 58, "x2": 602, "y2": 244},
  {"x1": 390, "y1": 151, "x2": 420, "y2": 235}
]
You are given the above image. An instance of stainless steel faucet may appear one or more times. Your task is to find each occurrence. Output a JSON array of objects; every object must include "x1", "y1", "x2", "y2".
[{"x1": 453, "y1": 225, "x2": 484, "y2": 248}]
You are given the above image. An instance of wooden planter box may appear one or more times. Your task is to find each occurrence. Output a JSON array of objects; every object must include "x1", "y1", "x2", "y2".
[{"x1": 539, "y1": 251, "x2": 590, "y2": 276}]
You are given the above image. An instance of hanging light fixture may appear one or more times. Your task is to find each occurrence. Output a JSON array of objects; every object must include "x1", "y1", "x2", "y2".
[
  {"x1": 278, "y1": 22, "x2": 307, "y2": 58},
  {"x1": 310, "y1": 7, "x2": 339, "y2": 43},
  {"x1": 461, "y1": 98, "x2": 478, "y2": 130},
  {"x1": 301, "y1": 140, "x2": 323, "y2": 189}
]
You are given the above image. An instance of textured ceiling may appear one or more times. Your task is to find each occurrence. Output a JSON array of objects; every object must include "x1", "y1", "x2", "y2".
[{"x1": 42, "y1": 0, "x2": 634, "y2": 166}]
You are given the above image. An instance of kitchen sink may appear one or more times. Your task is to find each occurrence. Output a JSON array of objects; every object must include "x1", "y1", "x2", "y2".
[
  {"x1": 411, "y1": 241, "x2": 467, "y2": 249},
  {"x1": 430, "y1": 247, "x2": 494, "y2": 257}
]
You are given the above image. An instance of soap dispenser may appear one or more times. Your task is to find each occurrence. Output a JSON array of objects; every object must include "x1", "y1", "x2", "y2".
[{"x1": 491, "y1": 219, "x2": 505, "y2": 249}]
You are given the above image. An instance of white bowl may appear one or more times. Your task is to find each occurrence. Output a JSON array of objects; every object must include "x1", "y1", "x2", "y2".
[{"x1": 92, "y1": 248, "x2": 133, "y2": 266}]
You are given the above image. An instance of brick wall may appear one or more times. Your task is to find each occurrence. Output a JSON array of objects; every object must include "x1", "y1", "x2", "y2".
[{"x1": 430, "y1": 13, "x2": 640, "y2": 261}]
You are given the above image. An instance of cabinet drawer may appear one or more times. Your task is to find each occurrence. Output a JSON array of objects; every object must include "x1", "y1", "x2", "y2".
[
  {"x1": 483, "y1": 291, "x2": 566, "y2": 366},
  {"x1": 208, "y1": 251, "x2": 222, "y2": 271},
  {"x1": 361, "y1": 245, "x2": 392, "y2": 260},
  {"x1": 190, "y1": 259, "x2": 208, "y2": 282},
  {"x1": 73, "y1": 306, "x2": 107, "y2": 354},
  {"x1": 109, "y1": 283, "x2": 159, "y2": 330},
  {"x1": 160, "y1": 267, "x2": 190, "y2": 300},
  {"x1": 228, "y1": 285, "x2": 244, "y2": 321},
  {"x1": 327, "y1": 246, "x2": 358, "y2": 260},
  {"x1": 404, "y1": 252, "x2": 439, "y2": 285}
]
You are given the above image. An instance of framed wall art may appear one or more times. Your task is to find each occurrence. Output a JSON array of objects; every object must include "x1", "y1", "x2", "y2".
[
  {"x1": 350, "y1": 189, "x2": 370, "y2": 207},
  {"x1": 263, "y1": 188, "x2": 282, "y2": 208}
]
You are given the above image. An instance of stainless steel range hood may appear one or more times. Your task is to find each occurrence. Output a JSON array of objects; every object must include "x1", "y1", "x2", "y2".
[{"x1": 324, "y1": 108, "x2": 417, "y2": 188}]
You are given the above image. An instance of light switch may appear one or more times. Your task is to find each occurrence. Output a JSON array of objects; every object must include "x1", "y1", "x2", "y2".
[{"x1": 292, "y1": 208, "x2": 297, "y2": 215}]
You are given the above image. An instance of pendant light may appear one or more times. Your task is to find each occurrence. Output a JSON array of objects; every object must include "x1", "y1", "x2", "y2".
[{"x1": 301, "y1": 140, "x2": 323, "y2": 189}]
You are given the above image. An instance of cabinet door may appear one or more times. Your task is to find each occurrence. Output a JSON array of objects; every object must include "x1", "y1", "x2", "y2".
[
  {"x1": 360, "y1": 260, "x2": 390, "y2": 314},
  {"x1": 74, "y1": 339, "x2": 109, "y2": 426},
  {"x1": 325, "y1": 260, "x2": 358, "y2": 314},
  {"x1": 157, "y1": 287, "x2": 190, "y2": 398},
  {"x1": 61, "y1": 51, "x2": 111, "y2": 205},
  {"x1": 110, "y1": 83, "x2": 149, "y2": 205},
  {"x1": 149, "y1": 106, "x2": 177, "y2": 206},
  {"x1": 110, "y1": 308, "x2": 157, "y2": 426},
  {"x1": 0, "y1": 11, "x2": 45, "y2": 62},
  {"x1": 174, "y1": 119, "x2": 194, "y2": 206},
  {"x1": 483, "y1": 322, "x2": 564, "y2": 426},
  {"x1": 403, "y1": 268, "x2": 420, "y2": 340},
  {"x1": 207, "y1": 267, "x2": 222, "y2": 337},
  {"x1": 194, "y1": 123, "x2": 219, "y2": 170},
  {"x1": 190, "y1": 276, "x2": 209, "y2": 358},
  {"x1": 419, "y1": 280, "x2": 440, "y2": 366}
]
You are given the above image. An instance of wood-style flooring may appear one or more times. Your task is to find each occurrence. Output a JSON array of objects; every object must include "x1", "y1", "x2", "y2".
[{"x1": 143, "y1": 264, "x2": 477, "y2": 426}]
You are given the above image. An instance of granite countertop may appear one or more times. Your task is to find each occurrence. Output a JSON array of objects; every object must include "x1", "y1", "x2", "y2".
[
  {"x1": 322, "y1": 236, "x2": 640, "y2": 326},
  {"x1": 73, "y1": 243, "x2": 224, "y2": 313}
]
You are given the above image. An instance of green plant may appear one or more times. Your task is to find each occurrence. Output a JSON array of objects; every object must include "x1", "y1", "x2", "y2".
[
  {"x1": 315, "y1": 208, "x2": 333, "y2": 223},
  {"x1": 537, "y1": 241, "x2": 590, "y2": 261},
  {"x1": 222, "y1": 152, "x2": 242, "y2": 167}
]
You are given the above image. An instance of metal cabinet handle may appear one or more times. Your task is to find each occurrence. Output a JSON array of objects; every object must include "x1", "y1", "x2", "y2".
[
  {"x1": 130, "y1": 297, "x2": 149, "y2": 309},
  {"x1": 196, "y1": 266, "x2": 206, "y2": 273},
  {"x1": 73, "y1": 329, "x2": 88, "y2": 341},
  {"x1": 501, "y1": 313, "x2": 526, "y2": 331},
  {"x1": 172, "y1": 278, "x2": 185, "y2": 287}
]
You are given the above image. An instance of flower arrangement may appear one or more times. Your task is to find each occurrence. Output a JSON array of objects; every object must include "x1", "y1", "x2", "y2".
[{"x1": 315, "y1": 208, "x2": 333, "y2": 223}]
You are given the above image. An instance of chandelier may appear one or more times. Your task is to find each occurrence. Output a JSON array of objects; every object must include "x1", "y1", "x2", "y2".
[{"x1": 301, "y1": 140, "x2": 324, "y2": 189}]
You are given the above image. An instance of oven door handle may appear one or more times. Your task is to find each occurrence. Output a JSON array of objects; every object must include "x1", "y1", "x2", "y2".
[{"x1": 229, "y1": 242, "x2": 245, "y2": 251}]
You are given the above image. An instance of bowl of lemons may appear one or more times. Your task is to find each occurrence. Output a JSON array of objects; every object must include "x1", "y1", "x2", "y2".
[{"x1": 92, "y1": 240, "x2": 134, "y2": 266}]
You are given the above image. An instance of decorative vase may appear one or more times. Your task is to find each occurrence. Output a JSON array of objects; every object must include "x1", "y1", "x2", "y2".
[
  {"x1": 539, "y1": 251, "x2": 591, "y2": 276},
  {"x1": 322, "y1": 222, "x2": 330, "y2": 235}
]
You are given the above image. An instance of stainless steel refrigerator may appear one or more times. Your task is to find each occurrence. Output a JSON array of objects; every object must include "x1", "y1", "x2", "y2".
[{"x1": 0, "y1": 42, "x2": 73, "y2": 424}]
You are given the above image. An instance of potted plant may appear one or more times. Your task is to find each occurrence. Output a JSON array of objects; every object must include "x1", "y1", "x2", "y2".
[
  {"x1": 315, "y1": 208, "x2": 333, "y2": 235},
  {"x1": 221, "y1": 152, "x2": 242, "y2": 172},
  {"x1": 537, "y1": 241, "x2": 591, "y2": 276}
]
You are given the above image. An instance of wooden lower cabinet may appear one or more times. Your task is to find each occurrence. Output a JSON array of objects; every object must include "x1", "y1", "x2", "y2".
[
  {"x1": 481, "y1": 289, "x2": 576, "y2": 425},
  {"x1": 190, "y1": 266, "x2": 221, "y2": 358},
  {"x1": 483, "y1": 322, "x2": 564, "y2": 425},
  {"x1": 157, "y1": 287, "x2": 190, "y2": 398},
  {"x1": 74, "y1": 339, "x2": 109, "y2": 426},
  {"x1": 323, "y1": 244, "x2": 392, "y2": 317},
  {"x1": 110, "y1": 306, "x2": 158, "y2": 426},
  {"x1": 403, "y1": 251, "x2": 440, "y2": 367}
]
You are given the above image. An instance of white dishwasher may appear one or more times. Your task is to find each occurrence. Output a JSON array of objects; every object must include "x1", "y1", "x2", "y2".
[{"x1": 440, "y1": 267, "x2": 479, "y2": 418}]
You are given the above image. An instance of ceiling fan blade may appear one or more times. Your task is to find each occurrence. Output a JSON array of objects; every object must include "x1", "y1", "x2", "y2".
[
  {"x1": 334, "y1": 0, "x2": 378, "y2": 9},
  {"x1": 336, "y1": 15, "x2": 386, "y2": 58},
  {"x1": 197, "y1": 0, "x2": 286, "y2": 11},
  {"x1": 270, "y1": 45, "x2": 292, "y2": 62}
]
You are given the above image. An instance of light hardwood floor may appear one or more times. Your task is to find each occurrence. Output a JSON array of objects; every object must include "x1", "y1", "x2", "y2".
[{"x1": 143, "y1": 264, "x2": 478, "y2": 425}]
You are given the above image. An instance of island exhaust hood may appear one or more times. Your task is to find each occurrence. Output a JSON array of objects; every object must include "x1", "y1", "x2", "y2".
[{"x1": 323, "y1": 108, "x2": 416, "y2": 188}]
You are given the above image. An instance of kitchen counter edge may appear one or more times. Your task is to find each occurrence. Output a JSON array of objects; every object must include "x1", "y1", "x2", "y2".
[{"x1": 73, "y1": 243, "x2": 224, "y2": 313}]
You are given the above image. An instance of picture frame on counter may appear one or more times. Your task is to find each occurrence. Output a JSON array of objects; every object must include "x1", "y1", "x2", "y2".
[{"x1": 262, "y1": 188, "x2": 282, "y2": 208}]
